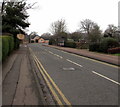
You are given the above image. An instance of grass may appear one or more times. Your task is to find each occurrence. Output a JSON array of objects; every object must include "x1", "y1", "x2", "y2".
[{"x1": 113, "y1": 53, "x2": 120, "y2": 56}]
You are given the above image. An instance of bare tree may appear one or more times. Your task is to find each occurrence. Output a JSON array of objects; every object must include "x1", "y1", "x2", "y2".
[
  {"x1": 41, "y1": 32, "x2": 51, "y2": 39},
  {"x1": 104, "y1": 24, "x2": 118, "y2": 37},
  {"x1": 80, "y1": 19, "x2": 96, "y2": 35},
  {"x1": 50, "y1": 19, "x2": 67, "y2": 35}
]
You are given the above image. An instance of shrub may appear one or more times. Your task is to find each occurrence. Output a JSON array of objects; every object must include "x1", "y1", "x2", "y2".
[
  {"x1": 1, "y1": 36, "x2": 14, "y2": 61},
  {"x1": 89, "y1": 43, "x2": 100, "y2": 52},
  {"x1": 49, "y1": 38, "x2": 56, "y2": 45},
  {"x1": 76, "y1": 42, "x2": 89, "y2": 49},
  {"x1": 7, "y1": 36, "x2": 14, "y2": 53},
  {"x1": 107, "y1": 47, "x2": 120, "y2": 54},
  {"x1": 2, "y1": 36, "x2": 9, "y2": 60},
  {"x1": 99, "y1": 37, "x2": 119, "y2": 53},
  {"x1": 64, "y1": 41, "x2": 76, "y2": 48}
]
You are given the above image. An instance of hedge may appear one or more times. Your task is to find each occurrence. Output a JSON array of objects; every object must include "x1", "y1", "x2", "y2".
[
  {"x1": 64, "y1": 41, "x2": 76, "y2": 48},
  {"x1": 107, "y1": 47, "x2": 120, "y2": 54},
  {"x1": 76, "y1": 42, "x2": 89, "y2": 49},
  {"x1": 89, "y1": 43, "x2": 100, "y2": 52},
  {"x1": 99, "y1": 37, "x2": 119, "y2": 53},
  {"x1": 89, "y1": 37, "x2": 119, "y2": 53},
  {"x1": 0, "y1": 36, "x2": 14, "y2": 61}
]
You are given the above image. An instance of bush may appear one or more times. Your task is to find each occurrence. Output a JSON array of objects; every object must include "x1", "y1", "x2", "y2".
[
  {"x1": 1, "y1": 36, "x2": 14, "y2": 61},
  {"x1": 49, "y1": 38, "x2": 56, "y2": 45},
  {"x1": 7, "y1": 36, "x2": 14, "y2": 53},
  {"x1": 99, "y1": 37, "x2": 119, "y2": 53},
  {"x1": 107, "y1": 47, "x2": 120, "y2": 54},
  {"x1": 89, "y1": 43, "x2": 100, "y2": 52},
  {"x1": 64, "y1": 41, "x2": 76, "y2": 48},
  {"x1": 76, "y1": 42, "x2": 89, "y2": 49},
  {"x1": 2, "y1": 36, "x2": 9, "y2": 60}
]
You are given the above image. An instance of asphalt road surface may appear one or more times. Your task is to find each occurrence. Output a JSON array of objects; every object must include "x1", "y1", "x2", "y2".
[{"x1": 28, "y1": 43, "x2": 119, "y2": 106}]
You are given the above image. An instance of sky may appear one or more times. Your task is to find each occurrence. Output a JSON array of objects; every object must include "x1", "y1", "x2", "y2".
[{"x1": 26, "y1": 0, "x2": 120, "y2": 36}]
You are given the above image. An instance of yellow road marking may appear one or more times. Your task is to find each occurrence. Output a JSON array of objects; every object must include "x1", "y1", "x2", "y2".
[
  {"x1": 29, "y1": 48, "x2": 72, "y2": 106},
  {"x1": 60, "y1": 51, "x2": 118, "y2": 68},
  {"x1": 33, "y1": 55, "x2": 64, "y2": 106},
  {"x1": 66, "y1": 59, "x2": 83, "y2": 67},
  {"x1": 92, "y1": 71, "x2": 120, "y2": 85},
  {"x1": 33, "y1": 55, "x2": 72, "y2": 106}
]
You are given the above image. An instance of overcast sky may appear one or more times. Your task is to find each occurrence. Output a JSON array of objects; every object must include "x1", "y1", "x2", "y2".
[{"x1": 27, "y1": 0, "x2": 120, "y2": 35}]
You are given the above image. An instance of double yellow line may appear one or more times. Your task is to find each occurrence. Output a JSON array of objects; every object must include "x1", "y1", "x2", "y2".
[{"x1": 29, "y1": 48, "x2": 72, "y2": 107}]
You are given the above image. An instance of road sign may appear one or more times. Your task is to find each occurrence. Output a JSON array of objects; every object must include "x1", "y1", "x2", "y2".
[{"x1": 17, "y1": 34, "x2": 25, "y2": 40}]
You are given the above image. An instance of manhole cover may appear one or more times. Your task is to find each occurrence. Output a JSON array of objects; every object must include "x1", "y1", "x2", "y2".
[{"x1": 63, "y1": 67, "x2": 75, "y2": 71}]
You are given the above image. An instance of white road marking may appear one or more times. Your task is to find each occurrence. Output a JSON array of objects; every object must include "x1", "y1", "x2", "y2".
[
  {"x1": 92, "y1": 71, "x2": 120, "y2": 85},
  {"x1": 66, "y1": 59, "x2": 83, "y2": 67},
  {"x1": 60, "y1": 50, "x2": 118, "y2": 69},
  {"x1": 54, "y1": 54, "x2": 63, "y2": 59},
  {"x1": 48, "y1": 51, "x2": 63, "y2": 59},
  {"x1": 48, "y1": 51, "x2": 54, "y2": 54}
]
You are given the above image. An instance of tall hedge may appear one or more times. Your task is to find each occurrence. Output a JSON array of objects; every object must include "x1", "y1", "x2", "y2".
[
  {"x1": 89, "y1": 37, "x2": 119, "y2": 53},
  {"x1": 0, "y1": 36, "x2": 14, "y2": 61},
  {"x1": 64, "y1": 41, "x2": 76, "y2": 48},
  {"x1": 99, "y1": 37, "x2": 119, "y2": 53}
]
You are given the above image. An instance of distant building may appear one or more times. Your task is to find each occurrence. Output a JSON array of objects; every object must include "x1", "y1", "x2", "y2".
[
  {"x1": 118, "y1": 1, "x2": 120, "y2": 31},
  {"x1": 30, "y1": 36, "x2": 49, "y2": 44}
]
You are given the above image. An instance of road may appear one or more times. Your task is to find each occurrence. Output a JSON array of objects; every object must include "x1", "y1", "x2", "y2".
[{"x1": 28, "y1": 43, "x2": 119, "y2": 106}]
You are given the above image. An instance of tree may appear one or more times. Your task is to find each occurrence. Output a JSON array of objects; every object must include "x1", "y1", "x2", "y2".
[
  {"x1": 41, "y1": 33, "x2": 51, "y2": 40},
  {"x1": 79, "y1": 19, "x2": 101, "y2": 43},
  {"x1": 89, "y1": 24, "x2": 102, "y2": 43},
  {"x1": 50, "y1": 19, "x2": 67, "y2": 35},
  {"x1": 2, "y1": 1, "x2": 30, "y2": 36},
  {"x1": 69, "y1": 32, "x2": 82, "y2": 42},
  {"x1": 104, "y1": 24, "x2": 118, "y2": 37},
  {"x1": 80, "y1": 19, "x2": 96, "y2": 35}
]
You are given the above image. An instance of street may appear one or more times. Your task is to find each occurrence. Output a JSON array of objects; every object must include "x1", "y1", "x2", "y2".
[{"x1": 28, "y1": 43, "x2": 119, "y2": 106}]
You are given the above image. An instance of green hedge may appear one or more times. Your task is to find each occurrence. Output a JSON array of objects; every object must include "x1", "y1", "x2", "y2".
[
  {"x1": 89, "y1": 43, "x2": 100, "y2": 52},
  {"x1": 99, "y1": 37, "x2": 119, "y2": 53},
  {"x1": 64, "y1": 41, "x2": 76, "y2": 48},
  {"x1": 0, "y1": 36, "x2": 14, "y2": 61},
  {"x1": 89, "y1": 37, "x2": 119, "y2": 53}
]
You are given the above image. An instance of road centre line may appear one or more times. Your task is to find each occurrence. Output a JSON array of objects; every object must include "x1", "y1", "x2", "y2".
[
  {"x1": 92, "y1": 71, "x2": 120, "y2": 85},
  {"x1": 33, "y1": 55, "x2": 64, "y2": 106},
  {"x1": 48, "y1": 51, "x2": 63, "y2": 59},
  {"x1": 53, "y1": 54, "x2": 63, "y2": 59},
  {"x1": 32, "y1": 52, "x2": 72, "y2": 106},
  {"x1": 48, "y1": 51, "x2": 54, "y2": 54},
  {"x1": 59, "y1": 50, "x2": 118, "y2": 69},
  {"x1": 66, "y1": 59, "x2": 83, "y2": 67}
]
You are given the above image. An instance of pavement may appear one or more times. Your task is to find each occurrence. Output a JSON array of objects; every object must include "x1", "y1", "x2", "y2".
[
  {"x1": 2, "y1": 44, "x2": 46, "y2": 106},
  {"x1": 45, "y1": 45, "x2": 119, "y2": 66}
]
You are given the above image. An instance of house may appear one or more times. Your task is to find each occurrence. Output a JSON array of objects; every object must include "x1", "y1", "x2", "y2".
[
  {"x1": 38, "y1": 38, "x2": 45, "y2": 43},
  {"x1": 30, "y1": 36, "x2": 49, "y2": 44}
]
